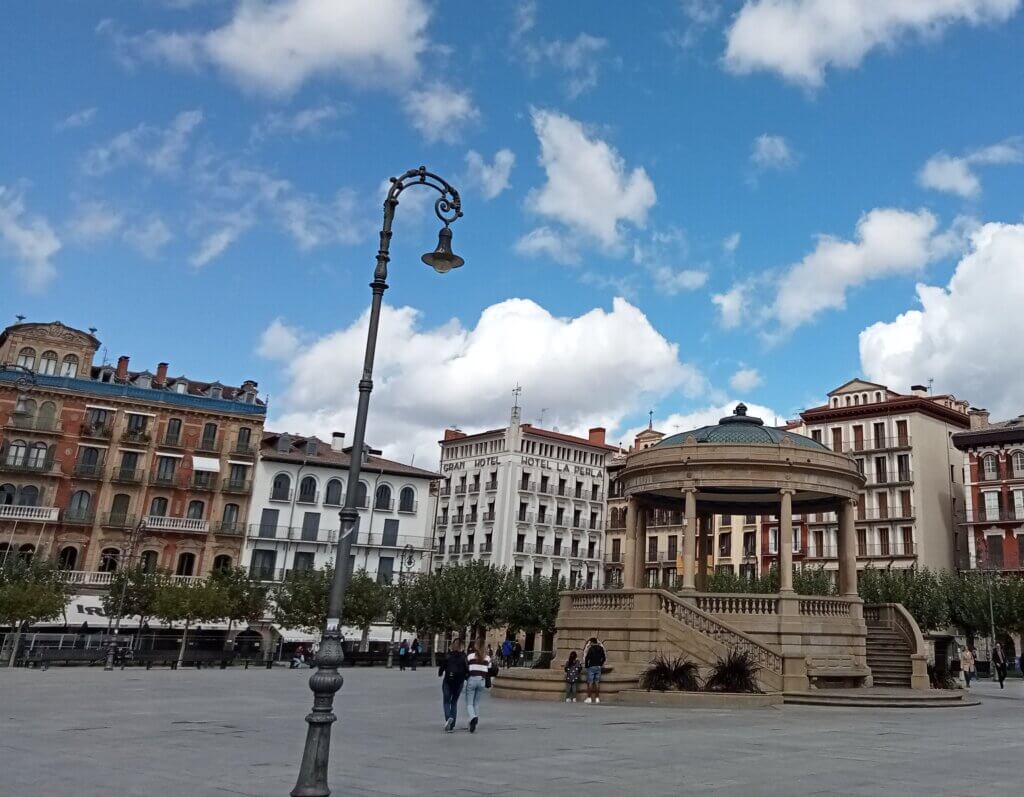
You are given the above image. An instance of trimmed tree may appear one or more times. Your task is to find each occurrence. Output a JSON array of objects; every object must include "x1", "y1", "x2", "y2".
[
  {"x1": 209, "y1": 567, "x2": 268, "y2": 649},
  {"x1": 0, "y1": 559, "x2": 66, "y2": 666},
  {"x1": 271, "y1": 567, "x2": 332, "y2": 634},
  {"x1": 152, "y1": 578, "x2": 223, "y2": 666},
  {"x1": 343, "y1": 570, "x2": 391, "y2": 651},
  {"x1": 100, "y1": 568, "x2": 169, "y2": 647}
]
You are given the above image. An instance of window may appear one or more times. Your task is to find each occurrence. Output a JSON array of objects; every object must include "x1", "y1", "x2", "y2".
[
  {"x1": 878, "y1": 528, "x2": 890, "y2": 556},
  {"x1": 175, "y1": 552, "x2": 196, "y2": 576},
  {"x1": 983, "y1": 455, "x2": 999, "y2": 480},
  {"x1": 68, "y1": 490, "x2": 91, "y2": 519},
  {"x1": 165, "y1": 418, "x2": 182, "y2": 444},
  {"x1": 1014, "y1": 452, "x2": 1024, "y2": 478},
  {"x1": 648, "y1": 536, "x2": 658, "y2": 561},
  {"x1": 156, "y1": 456, "x2": 176, "y2": 483},
  {"x1": 200, "y1": 423, "x2": 218, "y2": 450},
  {"x1": 26, "y1": 442, "x2": 48, "y2": 468},
  {"x1": 856, "y1": 529, "x2": 867, "y2": 557},
  {"x1": 984, "y1": 491, "x2": 1000, "y2": 521},
  {"x1": 985, "y1": 536, "x2": 1004, "y2": 569},
  {"x1": 60, "y1": 355, "x2": 79, "y2": 378},
  {"x1": 5, "y1": 440, "x2": 26, "y2": 466},
  {"x1": 399, "y1": 486, "x2": 415, "y2": 512},
  {"x1": 37, "y1": 351, "x2": 56, "y2": 375},
  {"x1": 213, "y1": 554, "x2": 232, "y2": 573},
  {"x1": 382, "y1": 518, "x2": 399, "y2": 546},
  {"x1": 271, "y1": 473, "x2": 291, "y2": 501},
  {"x1": 718, "y1": 533, "x2": 731, "y2": 557},
  {"x1": 259, "y1": 508, "x2": 279, "y2": 538},
  {"x1": 355, "y1": 481, "x2": 368, "y2": 508},
  {"x1": 57, "y1": 546, "x2": 78, "y2": 570},
  {"x1": 901, "y1": 527, "x2": 914, "y2": 556},
  {"x1": 301, "y1": 512, "x2": 320, "y2": 541},
  {"x1": 293, "y1": 552, "x2": 315, "y2": 572},
  {"x1": 222, "y1": 503, "x2": 240, "y2": 527},
  {"x1": 325, "y1": 479, "x2": 343, "y2": 506},
  {"x1": 236, "y1": 427, "x2": 251, "y2": 450},
  {"x1": 16, "y1": 485, "x2": 39, "y2": 506},
  {"x1": 768, "y1": 528, "x2": 778, "y2": 554},
  {"x1": 16, "y1": 347, "x2": 35, "y2": 370},
  {"x1": 149, "y1": 496, "x2": 168, "y2": 517},
  {"x1": 375, "y1": 483, "x2": 392, "y2": 510},
  {"x1": 37, "y1": 401, "x2": 56, "y2": 428},
  {"x1": 298, "y1": 476, "x2": 318, "y2": 504},
  {"x1": 0, "y1": 484, "x2": 14, "y2": 505},
  {"x1": 99, "y1": 548, "x2": 120, "y2": 573},
  {"x1": 251, "y1": 550, "x2": 277, "y2": 580},
  {"x1": 743, "y1": 531, "x2": 756, "y2": 558},
  {"x1": 1014, "y1": 490, "x2": 1024, "y2": 521},
  {"x1": 187, "y1": 500, "x2": 205, "y2": 519},
  {"x1": 377, "y1": 556, "x2": 395, "y2": 585},
  {"x1": 126, "y1": 413, "x2": 148, "y2": 433},
  {"x1": 109, "y1": 493, "x2": 130, "y2": 523}
]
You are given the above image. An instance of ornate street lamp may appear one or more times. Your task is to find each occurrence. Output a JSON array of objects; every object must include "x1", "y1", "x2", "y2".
[
  {"x1": 291, "y1": 167, "x2": 463, "y2": 797},
  {"x1": 104, "y1": 519, "x2": 148, "y2": 671}
]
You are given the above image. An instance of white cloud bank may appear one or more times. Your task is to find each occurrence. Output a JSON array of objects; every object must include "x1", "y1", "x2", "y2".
[
  {"x1": 751, "y1": 134, "x2": 795, "y2": 170},
  {"x1": 0, "y1": 185, "x2": 61, "y2": 292},
  {"x1": 724, "y1": 0, "x2": 1020, "y2": 88},
  {"x1": 918, "y1": 138, "x2": 1024, "y2": 198},
  {"x1": 260, "y1": 297, "x2": 705, "y2": 465},
  {"x1": 465, "y1": 149, "x2": 515, "y2": 200},
  {"x1": 730, "y1": 368, "x2": 763, "y2": 392},
  {"x1": 860, "y1": 221, "x2": 1024, "y2": 418}
]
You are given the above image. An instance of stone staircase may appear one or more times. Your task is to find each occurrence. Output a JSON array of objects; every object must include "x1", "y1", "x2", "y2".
[{"x1": 866, "y1": 625, "x2": 914, "y2": 688}]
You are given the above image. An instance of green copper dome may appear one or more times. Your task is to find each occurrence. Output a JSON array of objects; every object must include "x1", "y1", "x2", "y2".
[{"x1": 654, "y1": 403, "x2": 828, "y2": 451}]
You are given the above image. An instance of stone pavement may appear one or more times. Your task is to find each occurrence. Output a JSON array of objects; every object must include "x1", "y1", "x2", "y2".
[{"x1": 0, "y1": 667, "x2": 1020, "y2": 796}]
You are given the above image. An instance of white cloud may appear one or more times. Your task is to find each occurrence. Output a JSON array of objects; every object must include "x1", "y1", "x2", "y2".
[
  {"x1": 669, "y1": 0, "x2": 724, "y2": 49},
  {"x1": 465, "y1": 149, "x2": 515, "y2": 200},
  {"x1": 0, "y1": 185, "x2": 61, "y2": 292},
  {"x1": 527, "y1": 109, "x2": 656, "y2": 249},
  {"x1": 190, "y1": 215, "x2": 250, "y2": 267},
  {"x1": 266, "y1": 297, "x2": 705, "y2": 464},
  {"x1": 723, "y1": 232, "x2": 741, "y2": 253},
  {"x1": 69, "y1": 201, "x2": 124, "y2": 242},
  {"x1": 403, "y1": 83, "x2": 479, "y2": 144},
  {"x1": 751, "y1": 134, "x2": 795, "y2": 170},
  {"x1": 631, "y1": 227, "x2": 707, "y2": 294},
  {"x1": 724, "y1": 0, "x2": 1020, "y2": 88},
  {"x1": 123, "y1": 216, "x2": 172, "y2": 258},
  {"x1": 712, "y1": 283, "x2": 750, "y2": 328},
  {"x1": 56, "y1": 107, "x2": 97, "y2": 131},
  {"x1": 515, "y1": 226, "x2": 580, "y2": 265},
  {"x1": 512, "y1": 4, "x2": 608, "y2": 98},
  {"x1": 109, "y1": 0, "x2": 430, "y2": 97},
  {"x1": 729, "y1": 367, "x2": 763, "y2": 392},
  {"x1": 250, "y1": 104, "x2": 343, "y2": 142},
  {"x1": 860, "y1": 222, "x2": 1024, "y2": 418},
  {"x1": 649, "y1": 266, "x2": 708, "y2": 294},
  {"x1": 257, "y1": 317, "x2": 302, "y2": 360},
  {"x1": 82, "y1": 109, "x2": 203, "y2": 176},
  {"x1": 918, "y1": 138, "x2": 1024, "y2": 198}
]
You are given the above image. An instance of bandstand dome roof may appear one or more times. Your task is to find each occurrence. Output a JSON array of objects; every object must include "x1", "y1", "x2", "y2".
[{"x1": 654, "y1": 403, "x2": 828, "y2": 451}]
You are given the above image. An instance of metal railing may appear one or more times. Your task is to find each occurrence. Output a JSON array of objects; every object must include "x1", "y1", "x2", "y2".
[
  {"x1": 270, "y1": 488, "x2": 293, "y2": 502},
  {"x1": 603, "y1": 551, "x2": 622, "y2": 563},
  {"x1": 62, "y1": 509, "x2": 95, "y2": 525},
  {"x1": 231, "y1": 440, "x2": 258, "y2": 456},
  {"x1": 222, "y1": 479, "x2": 251, "y2": 494},
  {"x1": 190, "y1": 474, "x2": 218, "y2": 491},
  {"x1": 121, "y1": 429, "x2": 151, "y2": 445},
  {"x1": 0, "y1": 457, "x2": 57, "y2": 475},
  {"x1": 482, "y1": 511, "x2": 495, "y2": 522},
  {"x1": 519, "y1": 481, "x2": 536, "y2": 492},
  {"x1": 101, "y1": 513, "x2": 137, "y2": 529},
  {"x1": 963, "y1": 509, "x2": 1024, "y2": 523},
  {"x1": 196, "y1": 437, "x2": 222, "y2": 453},
  {"x1": 73, "y1": 462, "x2": 105, "y2": 479},
  {"x1": 296, "y1": 490, "x2": 320, "y2": 505},
  {"x1": 160, "y1": 433, "x2": 184, "y2": 448},
  {"x1": 865, "y1": 470, "x2": 913, "y2": 485},
  {"x1": 149, "y1": 472, "x2": 178, "y2": 488},
  {"x1": 210, "y1": 520, "x2": 245, "y2": 535},
  {"x1": 373, "y1": 498, "x2": 394, "y2": 511},
  {"x1": 840, "y1": 436, "x2": 912, "y2": 453},
  {"x1": 110, "y1": 467, "x2": 144, "y2": 484},
  {"x1": 468, "y1": 482, "x2": 480, "y2": 493},
  {"x1": 856, "y1": 506, "x2": 915, "y2": 521},
  {"x1": 856, "y1": 542, "x2": 917, "y2": 558},
  {"x1": 479, "y1": 543, "x2": 493, "y2": 554},
  {"x1": 454, "y1": 485, "x2": 467, "y2": 495},
  {"x1": 397, "y1": 500, "x2": 418, "y2": 514},
  {"x1": 79, "y1": 422, "x2": 113, "y2": 439},
  {"x1": 484, "y1": 480, "x2": 498, "y2": 491}
]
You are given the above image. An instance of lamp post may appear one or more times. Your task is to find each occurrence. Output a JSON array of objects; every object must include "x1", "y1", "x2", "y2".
[
  {"x1": 291, "y1": 167, "x2": 463, "y2": 797},
  {"x1": 386, "y1": 543, "x2": 420, "y2": 669},
  {"x1": 104, "y1": 519, "x2": 148, "y2": 671}
]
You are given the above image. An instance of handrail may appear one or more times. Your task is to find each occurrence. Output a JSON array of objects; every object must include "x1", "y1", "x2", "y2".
[{"x1": 864, "y1": 602, "x2": 926, "y2": 656}]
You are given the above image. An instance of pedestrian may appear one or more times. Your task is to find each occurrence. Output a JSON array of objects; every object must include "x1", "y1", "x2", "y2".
[
  {"x1": 501, "y1": 638, "x2": 513, "y2": 669},
  {"x1": 411, "y1": 637, "x2": 420, "y2": 671},
  {"x1": 959, "y1": 645, "x2": 975, "y2": 688},
  {"x1": 464, "y1": 641, "x2": 493, "y2": 733},
  {"x1": 583, "y1": 636, "x2": 606, "y2": 704},
  {"x1": 438, "y1": 638, "x2": 469, "y2": 732},
  {"x1": 512, "y1": 639, "x2": 522, "y2": 667},
  {"x1": 398, "y1": 639, "x2": 408, "y2": 671},
  {"x1": 563, "y1": 651, "x2": 582, "y2": 702},
  {"x1": 291, "y1": 644, "x2": 306, "y2": 669},
  {"x1": 993, "y1": 642, "x2": 1008, "y2": 689},
  {"x1": 486, "y1": 643, "x2": 494, "y2": 662}
]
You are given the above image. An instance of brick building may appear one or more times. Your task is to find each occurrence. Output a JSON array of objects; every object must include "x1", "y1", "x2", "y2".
[
  {"x1": 0, "y1": 320, "x2": 266, "y2": 584},
  {"x1": 953, "y1": 410, "x2": 1024, "y2": 571}
]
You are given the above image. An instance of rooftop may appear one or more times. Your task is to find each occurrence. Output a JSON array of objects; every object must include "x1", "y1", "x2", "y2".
[
  {"x1": 654, "y1": 403, "x2": 829, "y2": 451},
  {"x1": 261, "y1": 432, "x2": 440, "y2": 480}
]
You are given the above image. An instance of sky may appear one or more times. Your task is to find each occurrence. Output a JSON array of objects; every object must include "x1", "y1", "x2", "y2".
[{"x1": 2, "y1": 0, "x2": 1024, "y2": 466}]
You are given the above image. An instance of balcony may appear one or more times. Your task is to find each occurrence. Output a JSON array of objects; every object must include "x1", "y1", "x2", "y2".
[
  {"x1": 149, "y1": 472, "x2": 179, "y2": 488},
  {"x1": 196, "y1": 437, "x2": 222, "y2": 454},
  {"x1": 451, "y1": 515, "x2": 464, "y2": 526},
  {"x1": 482, "y1": 511, "x2": 495, "y2": 522},
  {"x1": 144, "y1": 515, "x2": 209, "y2": 533},
  {"x1": 804, "y1": 545, "x2": 839, "y2": 559},
  {"x1": 121, "y1": 428, "x2": 151, "y2": 445},
  {"x1": 222, "y1": 478, "x2": 252, "y2": 494},
  {"x1": 866, "y1": 470, "x2": 913, "y2": 486},
  {"x1": 373, "y1": 499, "x2": 394, "y2": 512},
  {"x1": 110, "y1": 467, "x2": 144, "y2": 484},
  {"x1": 516, "y1": 512, "x2": 535, "y2": 524},
  {"x1": 62, "y1": 509, "x2": 95, "y2": 525},
  {"x1": 101, "y1": 513, "x2": 137, "y2": 529},
  {"x1": 454, "y1": 485, "x2": 467, "y2": 495},
  {"x1": 270, "y1": 488, "x2": 293, "y2": 503},
  {"x1": 6, "y1": 414, "x2": 62, "y2": 434},
  {"x1": 535, "y1": 515, "x2": 551, "y2": 527},
  {"x1": 479, "y1": 543, "x2": 493, "y2": 555},
  {"x1": 461, "y1": 543, "x2": 474, "y2": 553},
  {"x1": 963, "y1": 509, "x2": 1024, "y2": 523},
  {"x1": 646, "y1": 550, "x2": 665, "y2": 564},
  {"x1": 857, "y1": 542, "x2": 918, "y2": 558},
  {"x1": 857, "y1": 506, "x2": 915, "y2": 521},
  {"x1": 518, "y1": 481, "x2": 536, "y2": 493},
  {"x1": 190, "y1": 474, "x2": 218, "y2": 491},
  {"x1": 842, "y1": 435, "x2": 913, "y2": 454},
  {"x1": 79, "y1": 421, "x2": 112, "y2": 440},
  {"x1": 397, "y1": 500, "x2": 418, "y2": 514},
  {"x1": 447, "y1": 544, "x2": 460, "y2": 554},
  {"x1": 484, "y1": 480, "x2": 498, "y2": 491},
  {"x1": 72, "y1": 462, "x2": 105, "y2": 480},
  {"x1": 468, "y1": 482, "x2": 480, "y2": 494},
  {"x1": 439, "y1": 486, "x2": 451, "y2": 497},
  {"x1": 159, "y1": 433, "x2": 185, "y2": 450},
  {"x1": 515, "y1": 543, "x2": 536, "y2": 555},
  {"x1": 0, "y1": 457, "x2": 58, "y2": 475},
  {"x1": 537, "y1": 483, "x2": 552, "y2": 495},
  {"x1": 296, "y1": 491, "x2": 320, "y2": 505},
  {"x1": 0, "y1": 504, "x2": 59, "y2": 522},
  {"x1": 231, "y1": 440, "x2": 258, "y2": 458},
  {"x1": 210, "y1": 520, "x2": 245, "y2": 536},
  {"x1": 465, "y1": 513, "x2": 478, "y2": 524},
  {"x1": 589, "y1": 492, "x2": 604, "y2": 503}
]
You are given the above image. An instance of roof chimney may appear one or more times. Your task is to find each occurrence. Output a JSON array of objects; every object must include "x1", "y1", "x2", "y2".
[
  {"x1": 910, "y1": 384, "x2": 929, "y2": 397},
  {"x1": 969, "y1": 408, "x2": 990, "y2": 430},
  {"x1": 115, "y1": 355, "x2": 129, "y2": 382},
  {"x1": 588, "y1": 427, "x2": 606, "y2": 446},
  {"x1": 443, "y1": 428, "x2": 466, "y2": 441},
  {"x1": 331, "y1": 432, "x2": 346, "y2": 451},
  {"x1": 155, "y1": 362, "x2": 168, "y2": 387}
]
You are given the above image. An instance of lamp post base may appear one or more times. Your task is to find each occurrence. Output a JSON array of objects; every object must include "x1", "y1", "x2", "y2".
[{"x1": 290, "y1": 633, "x2": 345, "y2": 797}]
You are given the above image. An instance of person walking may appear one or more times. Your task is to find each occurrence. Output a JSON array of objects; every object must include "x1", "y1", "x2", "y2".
[
  {"x1": 512, "y1": 639, "x2": 522, "y2": 667},
  {"x1": 438, "y1": 639, "x2": 469, "y2": 732},
  {"x1": 583, "y1": 637, "x2": 606, "y2": 704},
  {"x1": 959, "y1": 645, "x2": 976, "y2": 688},
  {"x1": 464, "y1": 642, "x2": 492, "y2": 733},
  {"x1": 501, "y1": 638, "x2": 513, "y2": 669},
  {"x1": 563, "y1": 651, "x2": 582, "y2": 702},
  {"x1": 398, "y1": 639, "x2": 408, "y2": 672},
  {"x1": 993, "y1": 642, "x2": 1008, "y2": 689},
  {"x1": 410, "y1": 637, "x2": 420, "y2": 671}
]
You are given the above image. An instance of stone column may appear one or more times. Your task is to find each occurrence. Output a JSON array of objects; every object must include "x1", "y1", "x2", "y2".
[
  {"x1": 838, "y1": 498, "x2": 858, "y2": 597},
  {"x1": 682, "y1": 488, "x2": 697, "y2": 592},
  {"x1": 779, "y1": 488, "x2": 795, "y2": 593},
  {"x1": 697, "y1": 513, "x2": 710, "y2": 591},
  {"x1": 635, "y1": 502, "x2": 648, "y2": 588},
  {"x1": 623, "y1": 496, "x2": 639, "y2": 588}
]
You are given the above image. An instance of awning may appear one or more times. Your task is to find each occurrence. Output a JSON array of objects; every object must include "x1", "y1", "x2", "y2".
[
  {"x1": 192, "y1": 456, "x2": 221, "y2": 473},
  {"x1": 272, "y1": 625, "x2": 319, "y2": 643},
  {"x1": 271, "y1": 623, "x2": 397, "y2": 644},
  {"x1": 34, "y1": 594, "x2": 232, "y2": 630}
]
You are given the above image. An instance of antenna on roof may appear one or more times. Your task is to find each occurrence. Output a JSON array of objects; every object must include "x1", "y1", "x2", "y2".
[
  {"x1": 100, "y1": 346, "x2": 110, "y2": 367},
  {"x1": 15, "y1": 315, "x2": 25, "y2": 323},
  {"x1": 512, "y1": 383, "x2": 522, "y2": 410},
  {"x1": 538, "y1": 408, "x2": 548, "y2": 426},
  {"x1": 928, "y1": 378, "x2": 934, "y2": 394}
]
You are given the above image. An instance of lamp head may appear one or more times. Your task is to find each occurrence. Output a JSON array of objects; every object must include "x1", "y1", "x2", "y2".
[{"x1": 421, "y1": 225, "x2": 464, "y2": 274}]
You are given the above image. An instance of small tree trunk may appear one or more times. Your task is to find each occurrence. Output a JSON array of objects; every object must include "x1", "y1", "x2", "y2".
[
  {"x1": 224, "y1": 619, "x2": 234, "y2": 651},
  {"x1": 177, "y1": 619, "x2": 191, "y2": 668},
  {"x1": 360, "y1": 627, "x2": 370, "y2": 652},
  {"x1": 7, "y1": 622, "x2": 22, "y2": 668}
]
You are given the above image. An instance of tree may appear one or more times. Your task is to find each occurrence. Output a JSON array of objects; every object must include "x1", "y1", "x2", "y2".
[
  {"x1": 100, "y1": 568, "x2": 169, "y2": 646},
  {"x1": 343, "y1": 570, "x2": 390, "y2": 651},
  {"x1": 503, "y1": 574, "x2": 563, "y2": 637},
  {"x1": 858, "y1": 566, "x2": 949, "y2": 631},
  {"x1": 152, "y1": 578, "x2": 223, "y2": 666},
  {"x1": 272, "y1": 567, "x2": 332, "y2": 634},
  {"x1": 0, "y1": 559, "x2": 66, "y2": 666},
  {"x1": 209, "y1": 567, "x2": 268, "y2": 648}
]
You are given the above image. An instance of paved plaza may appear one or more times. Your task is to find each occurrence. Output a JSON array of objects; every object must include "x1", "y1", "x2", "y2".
[{"x1": 1, "y1": 667, "x2": 1020, "y2": 796}]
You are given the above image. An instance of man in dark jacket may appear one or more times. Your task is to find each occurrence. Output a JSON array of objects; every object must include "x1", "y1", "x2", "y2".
[
  {"x1": 438, "y1": 638, "x2": 469, "y2": 732},
  {"x1": 583, "y1": 637, "x2": 606, "y2": 704}
]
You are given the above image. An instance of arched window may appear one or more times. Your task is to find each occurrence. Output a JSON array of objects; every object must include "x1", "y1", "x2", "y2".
[
  {"x1": 37, "y1": 401, "x2": 56, "y2": 427},
  {"x1": 26, "y1": 442, "x2": 48, "y2": 468},
  {"x1": 61, "y1": 354, "x2": 79, "y2": 378},
  {"x1": 213, "y1": 554, "x2": 232, "y2": 573},
  {"x1": 14, "y1": 397, "x2": 36, "y2": 418},
  {"x1": 854, "y1": 395, "x2": 860, "y2": 405},
  {"x1": 176, "y1": 552, "x2": 196, "y2": 576},
  {"x1": 222, "y1": 503, "x2": 239, "y2": 526},
  {"x1": 78, "y1": 446, "x2": 100, "y2": 467},
  {"x1": 983, "y1": 455, "x2": 999, "y2": 480},
  {"x1": 18, "y1": 543, "x2": 34, "y2": 562},
  {"x1": 272, "y1": 473, "x2": 291, "y2": 501},
  {"x1": 149, "y1": 496, "x2": 168, "y2": 517},
  {"x1": 110, "y1": 493, "x2": 130, "y2": 524},
  {"x1": 39, "y1": 351, "x2": 58, "y2": 376},
  {"x1": 99, "y1": 548, "x2": 120, "y2": 572},
  {"x1": 399, "y1": 486, "x2": 416, "y2": 512},
  {"x1": 325, "y1": 478, "x2": 343, "y2": 506},
  {"x1": 356, "y1": 481, "x2": 368, "y2": 508},
  {"x1": 16, "y1": 347, "x2": 36, "y2": 370},
  {"x1": 68, "y1": 489, "x2": 91, "y2": 520},
  {"x1": 140, "y1": 550, "x2": 159, "y2": 574},
  {"x1": 375, "y1": 483, "x2": 392, "y2": 510},
  {"x1": 57, "y1": 546, "x2": 78, "y2": 570},
  {"x1": 187, "y1": 500, "x2": 205, "y2": 519},
  {"x1": 299, "y1": 476, "x2": 318, "y2": 503},
  {"x1": 16, "y1": 485, "x2": 39, "y2": 506},
  {"x1": 875, "y1": 392, "x2": 882, "y2": 403},
  {"x1": 1013, "y1": 452, "x2": 1024, "y2": 478},
  {"x1": 4, "y1": 440, "x2": 26, "y2": 466},
  {"x1": 845, "y1": 396, "x2": 852, "y2": 406},
  {"x1": 0, "y1": 484, "x2": 14, "y2": 505}
]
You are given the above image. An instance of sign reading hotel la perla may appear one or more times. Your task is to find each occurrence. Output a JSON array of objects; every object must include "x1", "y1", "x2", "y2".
[{"x1": 519, "y1": 456, "x2": 600, "y2": 477}]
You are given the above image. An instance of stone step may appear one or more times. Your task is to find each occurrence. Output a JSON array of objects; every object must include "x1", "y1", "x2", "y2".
[{"x1": 784, "y1": 690, "x2": 976, "y2": 708}]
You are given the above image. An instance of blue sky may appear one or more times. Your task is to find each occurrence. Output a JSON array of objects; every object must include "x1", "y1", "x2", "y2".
[{"x1": 2, "y1": 1, "x2": 1023, "y2": 463}]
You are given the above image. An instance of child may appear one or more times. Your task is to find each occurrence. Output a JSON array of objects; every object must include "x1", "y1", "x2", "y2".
[{"x1": 563, "y1": 651, "x2": 582, "y2": 702}]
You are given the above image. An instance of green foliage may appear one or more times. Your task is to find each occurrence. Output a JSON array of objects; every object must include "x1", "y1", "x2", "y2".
[
  {"x1": 101, "y1": 568, "x2": 169, "y2": 624},
  {"x1": 640, "y1": 654, "x2": 701, "y2": 692},
  {"x1": 792, "y1": 566, "x2": 837, "y2": 597},
  {"x1": 858, "y1": 566, "x2": 949, "y2": 631},
  {"x1": 705, "y1": 650, "x2": 762, "y2": 693},
  {"x1": 151, "y1": 578, "x2": 223, "y2": 628},
  {"x1": 503, "y1": 573, "x2": 563, "y2": 635},
  {"x1": 342, "y1": 570, "x2": 390, "y2": 633},
  {"x1": 705, "y1": 566, "x2": 778, "y2": 594},
  {"x1": 0, "y1": 559, "x2": 66, "y2": 627},
  {"x1": 271, "y1": 567, "x2": 333, "y2": 633},
  {"x1": 209, "y1": 567, "x2": 268, "y2": 627}
]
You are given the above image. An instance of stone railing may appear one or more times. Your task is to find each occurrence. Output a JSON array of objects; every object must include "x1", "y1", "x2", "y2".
[
  {"x1": 0, "y1": 505, "x2": 60, "y2": 522},
  {"x1": 694, "y1": 594, "x2": 778, "y2": 615},
  {"x1": 863, "y1": 605, "x2": 880, "y2": 624},
  {"x1": 657, "y1": 591, "x2": 783, "y2": 674},
  {"x1": 569, "y1": 592, "x2": 635, "y2": 612},
  {"x1": 865, "y1": 603, "x2": 926, "y2": 656},
  {"x1": 798, "y1": 597, "x2": 853, "y2": 617}
]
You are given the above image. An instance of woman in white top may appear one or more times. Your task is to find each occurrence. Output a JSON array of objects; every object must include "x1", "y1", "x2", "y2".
[{"x1": 464, "y1": 641, "x2": 492, "y2": 733}]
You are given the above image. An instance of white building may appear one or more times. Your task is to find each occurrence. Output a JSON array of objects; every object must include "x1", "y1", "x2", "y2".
[
  {"x1": 242, "y1": 431, "x2": 440, "y2": 585},
  {"x1": 434, "y1": 407, "x2": 618, "y2": 587}
]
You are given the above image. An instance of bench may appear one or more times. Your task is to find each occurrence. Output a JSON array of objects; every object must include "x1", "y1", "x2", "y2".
[
  {"x1": 341, "y1": 650, "x2": 390, "y2": 667},
  {"x1": 26, "y1": 648, "x2": 107, "y2": 669},
  {"x1": 130, "y1": 650, "x2": 238, "y2": 670}
]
